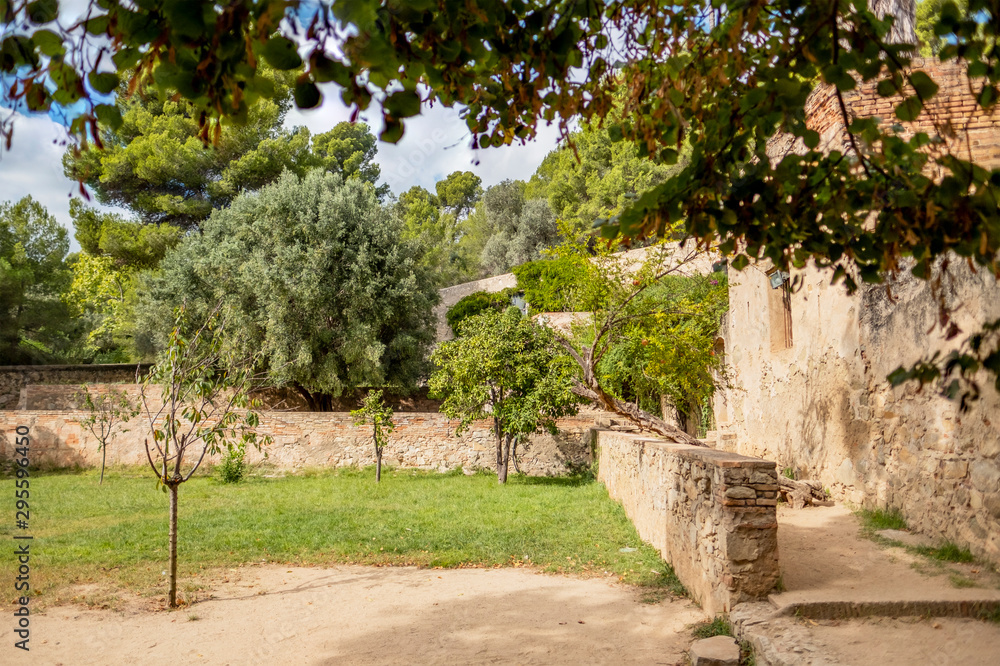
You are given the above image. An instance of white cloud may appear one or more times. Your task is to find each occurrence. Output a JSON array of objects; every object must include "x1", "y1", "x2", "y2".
[
  {"x1": 0, "y1": 113, "x2": 87, "y2": 250},
  {"x1": 288, "y1": 96, "x2": 563, "y2": 195}
]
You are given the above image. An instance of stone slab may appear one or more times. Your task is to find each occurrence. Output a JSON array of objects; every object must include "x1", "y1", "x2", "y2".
[{"x1": 690, "y1": 635, "x2": 740, "y2": 666}]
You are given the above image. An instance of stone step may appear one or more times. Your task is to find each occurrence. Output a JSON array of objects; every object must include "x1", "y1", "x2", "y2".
[{"x1": 768, "y1": 592, "x2": 1000, "y2": 619}]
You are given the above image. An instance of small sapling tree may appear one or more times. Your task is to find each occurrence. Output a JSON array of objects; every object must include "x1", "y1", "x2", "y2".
[
  {"x1": 75, "y1": 385, "x2": 139, "y2": 484},
  {"x1": 350, "y1": 389, "x2": 395, "y2": 482},
  {"x1": 429, "y1": 307, "x2": 579, "y2": 484},
  {"x1": 138, "y1": 304, "x2": 271, "y2": 607}
]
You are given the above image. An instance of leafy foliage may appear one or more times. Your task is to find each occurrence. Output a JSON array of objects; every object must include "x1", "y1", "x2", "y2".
[
  {"x1": 596, "y1": 274, "x2": 729, "y2": 425},
  {"x1": 62, "y1": 73, "x2": 386, "y2": 229},
  {"x1": 350, "y1": 389, "x2": 396, "y2": 482},
  {"x1": 435, "y1": 170, "x2": 483, "y2": 219},
  {"x1": 525, "y1": 112, "x2": 688, "y2": 239},
  {"x1": 0, "y1": 196, "x2": 73, "y2": 364},
  {"x1": 429, "y1": 307, "x2": 579, "y2": 483},
  {"x1": 478, "y1": 180, "x2": 559, "y2": 276},
  {"x1": 545, "y1": 234, "x2": 722, "y2": 443},
  {"x1": 216, "y1": 441, "x2": 249, "y2": 484},
  {"x1": 138, "y1": 303, "x2": 271, "y2": 607},
  {"x1": 512, "y1": 256, "x2": 594, "y2": 313},
  {"x1": 74, "y1": 385, "x2": 139, "y2": 485},
  {"x1": 445, "y1": 288, "x2": 521, "y2": 335},
  {"x1": 395, "y1": 183, "x2": 476, "y2": 287},
  {"x1": 135, "y1": 170, "x2": 438, "y2": 409}
]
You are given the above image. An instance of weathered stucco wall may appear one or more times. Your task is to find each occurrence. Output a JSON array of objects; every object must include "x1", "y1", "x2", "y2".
[
  {"x1": 0, "y1": 409, "x2": 598, "y2": 477},
  {"x1": 718, "y1": 56, "x2": 1000, "y2": 566},
  {"x1": 717, "y1": 261, "x2": 1000, "y2": 564},
  {"x1": 597, "y1": 430, "x2": 779, "y2": 615}
]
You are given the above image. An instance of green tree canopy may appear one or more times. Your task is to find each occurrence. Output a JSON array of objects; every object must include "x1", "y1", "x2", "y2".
[
  {"x1": 435, "y1": 170, "x2": 483, "y2": 219},
  {"x1": 478, "y1": 180, "x2": 559, "y2": 276},
  {"x1": 0, "y1": 196, "x2": 73, "y2": 364},
  {"x1": 135, "y1": 170, "x2": 439, "y2": 410},
  {"x1": 525, "y1": 115, "x2": 686, "y2": 239},
  {"x1": 429, "y1": 307, "x2": 578, "y2": 483},
  {"x1": 63, "y1": 72, "x2": 386, "y2": 229}
]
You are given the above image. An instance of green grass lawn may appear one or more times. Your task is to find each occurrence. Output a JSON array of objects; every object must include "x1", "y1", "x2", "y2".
[{"x1": 1, "y1": 466, "x2": 684, "y2": 608}]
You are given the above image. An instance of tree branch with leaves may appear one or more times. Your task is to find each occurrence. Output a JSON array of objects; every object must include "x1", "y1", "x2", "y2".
[{"x1": 138, "y1": 303, "x2": 271, "y2": 608}]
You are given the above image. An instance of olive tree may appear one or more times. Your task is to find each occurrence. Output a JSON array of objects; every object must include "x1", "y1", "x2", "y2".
[{"x1": 135, "y1": 170, "x2": 438, "y2": 410}]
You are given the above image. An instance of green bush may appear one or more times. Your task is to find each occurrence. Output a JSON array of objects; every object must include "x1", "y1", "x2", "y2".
[
  {"x1": 217, "y1": 441, "x2": 248, "y2": 484},
  {"x1": 512, "y1": 255, "x2": 590, "y2": 312},
  {"x1": 446, "y1": 288, "x2": 520, "y2": 334}
]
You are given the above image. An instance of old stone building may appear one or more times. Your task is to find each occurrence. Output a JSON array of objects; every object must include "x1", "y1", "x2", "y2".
[{"x1": 713, "y1": 59, "x2": 1000, "y2": 564}]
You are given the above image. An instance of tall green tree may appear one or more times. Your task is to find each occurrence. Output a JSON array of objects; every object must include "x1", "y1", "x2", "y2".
[
  {"x1": 429, "y1": 307, "x2": 579, "y2": 484},
  {"x1": 64, "y1": 201, "x2": 183, "y2": 361},
  {"x1": 525, "y1": 116, "x2": 686, "y2": 239},
  {"x1": 395, "y1": 185, "x2": 475, "y2": 287},
  {"x1": 7, "y1": 0, "x2": 998, "y2": 397},
  {"x1": 478, "y1": 180, "x2": 559, "y2": 276},
  {"x1": 135, "y1": 170, "x2": 438, "y2": 410},
  {"x1": 63, "y1": 71, "x2": 386, "y2": 229},
  {"x1": 435, "y1": 170, "x2": 483, "y2": 219},
  {"x1": 0, "y1": 196, "x2": 73, "y2": 364},
  {"x1": 313, "y1": 121, "x2": 390, "y2": 200}
]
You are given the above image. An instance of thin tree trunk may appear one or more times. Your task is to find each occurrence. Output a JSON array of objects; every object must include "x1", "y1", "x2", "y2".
[
  {"x1": 168, "y1": 482, "x2": 179, "y2": 608},
  {"x1": 99, "y1": 441, "x2": 106, "y2": 485},
  {"x1": 499, "y1": 435, "x2": 512, "y2": 484},
  {"x1": 375, "y1": 447, "x2": 382, "y2": 483},
  {"x1": 494, "y1": 417, "x2": 508, "y2": 484}
]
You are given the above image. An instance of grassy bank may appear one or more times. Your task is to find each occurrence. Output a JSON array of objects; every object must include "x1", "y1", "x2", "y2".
[{"x1": 1, "y1": 466, "x2": 684, "y2": 607}]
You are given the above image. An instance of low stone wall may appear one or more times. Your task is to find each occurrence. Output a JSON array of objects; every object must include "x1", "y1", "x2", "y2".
[
  {"x1": 0, "y1": 364, "x2": 150, "y2": 410},
  {"x1": 597, "y1": 430, "x2": 780, "y2": 615},
  {"x1": 0, "y1": 410, "x2": 598, "y2": 477},
  {"x1": 17, "y1": 383, "x2": 443, "y2": 413}
]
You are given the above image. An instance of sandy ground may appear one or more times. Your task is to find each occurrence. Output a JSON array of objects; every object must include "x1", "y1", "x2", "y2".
[
  {"x1": 11, "y1": 566, "x2": 706, "y2": 665},
  {"x1": 775, "y1": 503, "x2": 1000, "y2": 604},
  {"x1": 789, "y1": 616, "x2": 1000, "y2": 666}
]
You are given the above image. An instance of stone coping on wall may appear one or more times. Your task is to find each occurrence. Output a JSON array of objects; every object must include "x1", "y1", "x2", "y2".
[{"x1": 596, "y1": 430, "x2": 780, "y2": 616}]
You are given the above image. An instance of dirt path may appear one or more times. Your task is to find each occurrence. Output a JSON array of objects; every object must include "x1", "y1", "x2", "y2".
[
  {"x1": 13, "y1": 566, "x2": 706, "y2": 665},
  {"x1": 775, "y1": 504, "x2": 1000, "y2": 604}
]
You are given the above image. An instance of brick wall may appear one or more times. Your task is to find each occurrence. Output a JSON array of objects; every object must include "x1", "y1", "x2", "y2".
[
  {"x1": 597, "y1": 430, "x2": 780, "y2": 615},
  {"x1": 773, "y1": 58, "x2": 1000, "y2": 169},
  {"x1": 0, "y1": 409, "x2": 600, "y2": 477}
]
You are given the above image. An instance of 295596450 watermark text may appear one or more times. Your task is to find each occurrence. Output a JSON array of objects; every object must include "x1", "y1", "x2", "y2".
[{"x1": 12, "y1": 424, "x2": 32, "y2": 652}]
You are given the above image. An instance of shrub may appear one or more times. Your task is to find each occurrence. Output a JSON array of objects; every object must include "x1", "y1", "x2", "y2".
[
  {"x1": 217, "y1": 441, "x2": 248, "y2": 484},
  {"x1": 446, "y1": 288, "x2": 520, "y2": 334},
  {"x1": 512, "y1": 255, "x2": 590, "y2": 312}
]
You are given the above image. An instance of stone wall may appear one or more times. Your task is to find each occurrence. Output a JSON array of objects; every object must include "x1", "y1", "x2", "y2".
[
  {"x1": 434, "y1": 273, "x2": 519, "y2": 342},
  {"x1": 717, "y1": 261, "x2": 1000, "y2": 565},
  {"x1": 717, "y1": 56, "x2": 1000, "y2": 566},
  {"x1": 0, "y1": 409, "x2": 599, "y2": 477},
  {"x1": 0, "y1": 364, "x2": 150, "y2": 410},
  {"x1": 597, "y1": 430, "x2": 780, "y2": 615}
]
